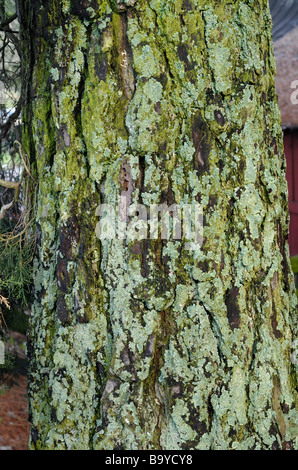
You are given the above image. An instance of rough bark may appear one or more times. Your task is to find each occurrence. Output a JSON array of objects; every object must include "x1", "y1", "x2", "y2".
[{"x1": 19, "y1": 0, "x2": 297, "y2": 450}]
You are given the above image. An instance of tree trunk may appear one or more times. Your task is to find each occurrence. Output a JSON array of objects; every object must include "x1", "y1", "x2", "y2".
[{"x1": 19, "y1": 0, "x2": 297, "y2": 450}]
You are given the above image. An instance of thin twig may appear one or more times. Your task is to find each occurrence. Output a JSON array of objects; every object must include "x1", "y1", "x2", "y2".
[
  {"x1": 0, "y1": 13, "x2": 17, "y2": 30},
  {"x1": 0, "y1": 97, "x2": 22, "y2": 140},
  {"x1": 0, "y1": 179, "x2": 20, "y2": 190},
  {"x1": 0, "y1": 294, "x2": 10, "y2": 328},
  {"x1": 0, "y1": 200, "x2": 14, "y2": 221},
  {"x1": 14, "y1": 141, "x2": 35, "y2": 181}
]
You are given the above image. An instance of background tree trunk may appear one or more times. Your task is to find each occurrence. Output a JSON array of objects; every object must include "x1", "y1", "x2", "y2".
[{"x1": 19, "y1": 0, "x2": 297, "y2": 450}]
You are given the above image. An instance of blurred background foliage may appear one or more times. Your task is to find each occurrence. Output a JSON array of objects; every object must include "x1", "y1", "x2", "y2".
[{"x1": 0, "y1": 0, "x2": 33, "y2": 359}]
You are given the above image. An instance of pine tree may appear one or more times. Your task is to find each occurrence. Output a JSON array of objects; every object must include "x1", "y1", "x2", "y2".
[{"x1": 18, "y1": 0, "x2": 297, "y2": 450}]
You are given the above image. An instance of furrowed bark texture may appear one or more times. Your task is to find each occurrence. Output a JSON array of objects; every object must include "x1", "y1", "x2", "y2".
[{"x1": 19, "y1": 0, "x2": 297, "y2": 450}]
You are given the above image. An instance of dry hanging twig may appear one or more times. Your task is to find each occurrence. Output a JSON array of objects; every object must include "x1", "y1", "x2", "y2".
[
  {"x1": 0, "y1": 140, "x2": 32, "y2": 220},
  {"x1": 0, "y1": 294, "x2": 10, "y2": 328}
]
